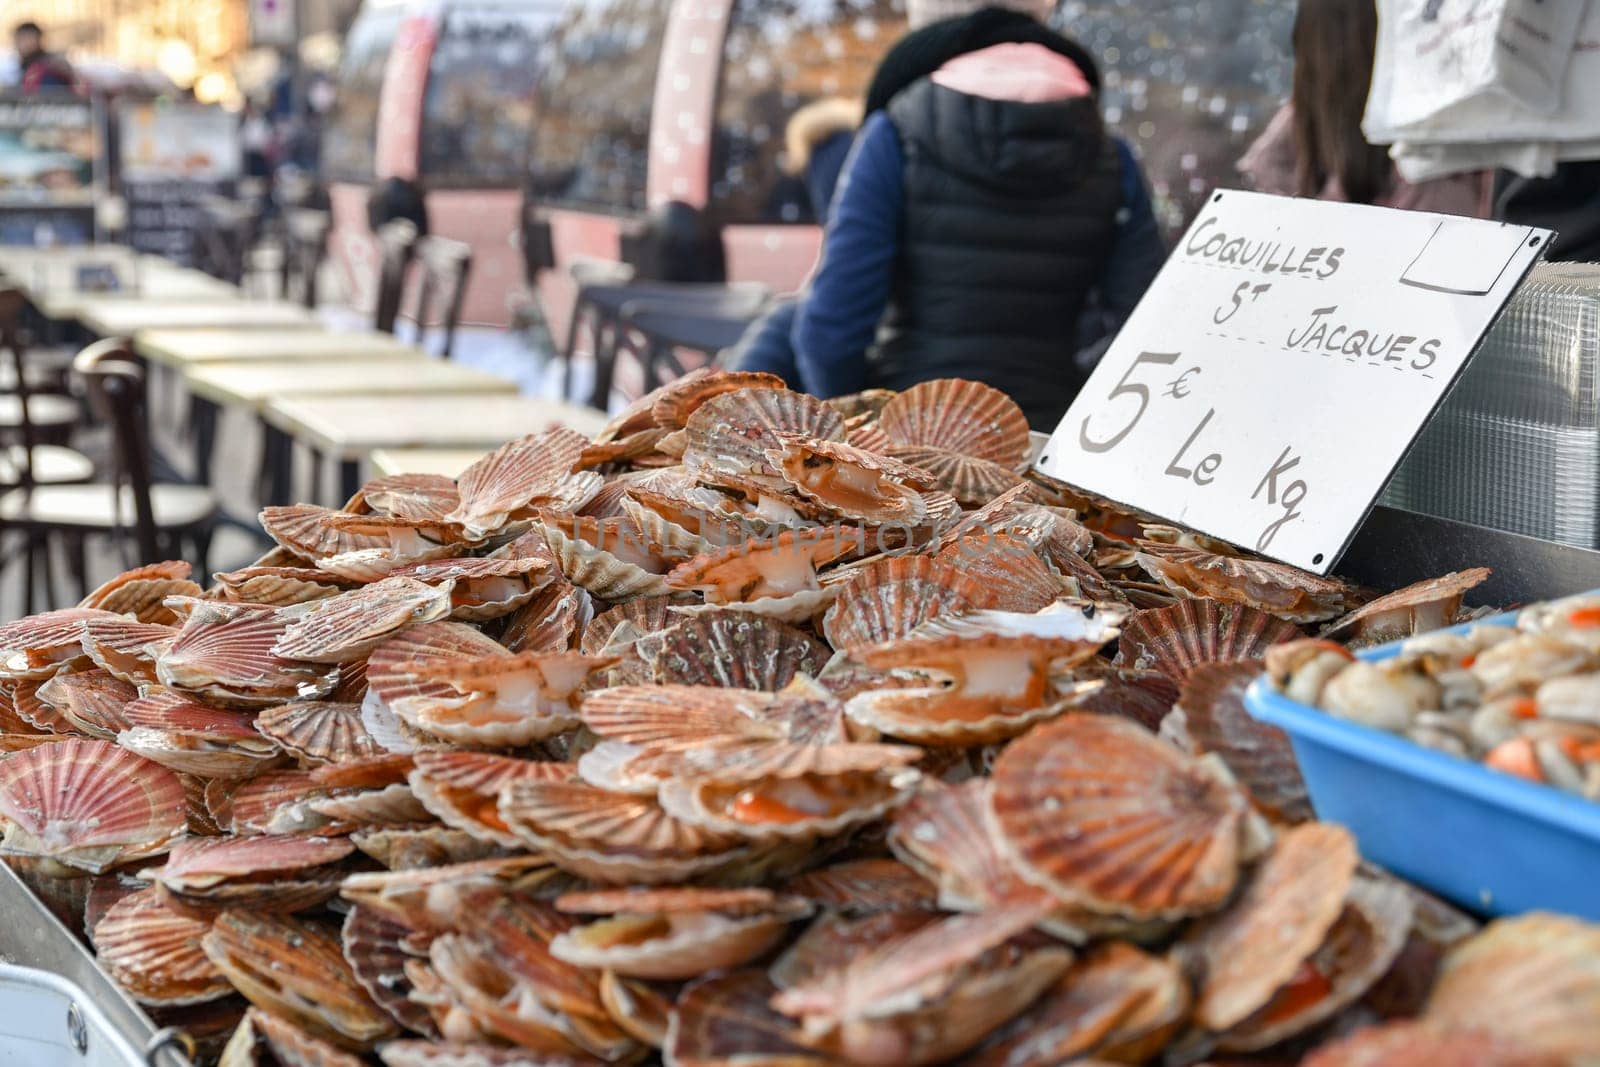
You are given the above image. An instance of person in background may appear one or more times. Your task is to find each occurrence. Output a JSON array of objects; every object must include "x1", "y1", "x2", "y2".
[
  {"x1": 13, "y1": 22, "x2": 76, "y2": 94},
  {"x1": 367, "y1": 176, "x2": 429, "y2": 238},
  {"x1": 768, "y1": 1, "x2": 1165, "y2": 429},
  {"x1": 729, "y1": 97, "x2": 864, "y2": 380},
  {"x1": 1238, "y1": 0, "x2": 1489, "y2": 217}
]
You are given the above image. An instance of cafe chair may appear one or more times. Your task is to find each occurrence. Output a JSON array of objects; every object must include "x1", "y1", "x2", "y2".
[
  {"x1": 0, "y1": 288, "x2": 93, "y2": 487},
  {"x1": 406, "y1": 234, "x2": 473, "y2": 359},
  {"x1": 373, "y1": 219, "x2": 420, "y2": 335},
  {"x1": 281, "y1": 208, "x2": 332, "y2": 310},
  {"x1": 0, "y1": 340, "x2": 218, "y2": 611},
  {"x1": 619, "y1": 295, "x2": 770, "y2": 393}
]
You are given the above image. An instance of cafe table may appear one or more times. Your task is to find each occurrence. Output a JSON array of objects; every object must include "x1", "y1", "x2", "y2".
[
  {"x1": 31, "y1": 268, "x2": 241, "y2": 319},
  {"x1": 135, "y1": 327, "x2": 419, "y2": 368},
  {"x1": 71, "y1": 296, "x2": 319, "y2": 336},
  {"x1": 263, "y1": 394, "x2": 609, "y2": 503},
  {"x1": 368, "y1": 447, "x2": 490, "y2": 479}
]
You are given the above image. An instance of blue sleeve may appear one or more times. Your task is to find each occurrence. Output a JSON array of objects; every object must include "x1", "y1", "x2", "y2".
[{"x1": 791, "y1": 113, "x2": 904, "y2": 399}]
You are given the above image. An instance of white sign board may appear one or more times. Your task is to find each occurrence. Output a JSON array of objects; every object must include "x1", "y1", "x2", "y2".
[{"x1": 1036, "y1": 190, "x2": 1550, "y2": 574}]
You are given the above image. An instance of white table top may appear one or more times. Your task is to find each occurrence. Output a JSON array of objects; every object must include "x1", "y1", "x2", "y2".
[
  {"x1": 263, "y1": 394, "x2": 609, "y2": 460},
  {"x1": 183, "y1": 358, "x2": 518, "y2": 412},
  {"x1": 136, "y1": 327, "x2": 421, "y2": 367},
  {"x1": 33, "y1": 270, "x2": 242, "y2": 318},
  {"x1": 73, "y1": 298, "x2": 319, "y2": 336},
  {"x1": 368, "y1": 448, "x2": 490, "y2": 479}
]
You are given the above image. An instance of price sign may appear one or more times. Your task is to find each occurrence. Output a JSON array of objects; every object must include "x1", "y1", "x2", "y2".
[{"x1": 1036, "y1": 190, "x2": 1551, "y2": 574}]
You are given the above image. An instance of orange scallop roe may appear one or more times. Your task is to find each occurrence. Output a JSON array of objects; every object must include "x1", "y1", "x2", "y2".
[
  {"x1": 1484, "y1": 737, "x2": 1544, "y2": 783},
  {"x1": 1258, "y1": 960, "x2": 1333, "y2": 1027},
  {"x1": 728, "y1": 789, "x2": 814, "y2": 825},
  {"x1": 1567, "y1": 606, "x2": 1600, "y2": 628},
  {"x1": 473, "y1": 797, "x2": 510, "y2": 832},
  {"x1": 1509, "y1": 697, "x2": 1539, "y2": 721}
]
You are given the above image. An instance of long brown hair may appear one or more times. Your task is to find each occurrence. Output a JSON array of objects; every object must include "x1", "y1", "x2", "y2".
[{"x1": 1291, "y1": 0, "x2": 1393, "y2": 204}]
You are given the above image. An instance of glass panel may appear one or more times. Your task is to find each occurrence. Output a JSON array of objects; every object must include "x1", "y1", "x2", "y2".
[
  {"x1": 418, "y1": 1, "x2": 564, "y2": 186},
  {"x1": 322, "y1": 1, "x2": 405, "y2": 183},
  {"x1": 525, "y1": 0, "x2": 670, "y2": 214},
  {"x1": 1055, "y1": 1, "x2": 1296, "y2": 237},
  {"x1": 711, "y1": 0, "x2": 905, "y2": 226}
]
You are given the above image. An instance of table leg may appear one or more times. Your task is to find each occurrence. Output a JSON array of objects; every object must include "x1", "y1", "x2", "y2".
[
  {"x1": 189, "y1": 396, "x2": 218, "y2": 486},
  {"x1": 338, "y1": 459, "x2": 362, "y2": 507},
  {"x1": 308, "y1": 446, "x2": 324, "y2": 505}
]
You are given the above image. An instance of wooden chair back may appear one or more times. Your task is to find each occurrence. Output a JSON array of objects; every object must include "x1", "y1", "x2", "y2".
[
  {"x1": 0, "y1": 287, "x2": 39, "y2": 489},
  {"x1": 373, "y1": 219, "x2": 419, "y2": 335},
  {"x1": 281, "y1": 208, "x2": 332, "y2": 309},
  {"x1": 73, "y1": 339, "x2": 159, "y2": 563},
  {"x1": 410, "y1": 235, "x2": 473, "y2": 359}
]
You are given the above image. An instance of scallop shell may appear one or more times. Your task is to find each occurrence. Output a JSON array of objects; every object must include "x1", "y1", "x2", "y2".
[
  {"x1": 1425, "y1": 912, "x2": 1600, "y2": 1064},
  {"x1": 934, "y1": 533, "x2": 1063, "y2": 612},
  {"x1": 349, "y1": 825, "x2": 504, "y2": 870},
  {"x1": 388, "y1": 555, "x2": 552, "y2": 623},
  {"x1": 256, "y1": 701, "x2": 382, "y2": 764},
  {"x1": 540, "y1": 511, "x2": 673, "y2": 599},
  {"x1": 79, "y1": 561, "x2": 201, "y2": 626},
  {"x1": 307, "y1": 782, "x2": 431, "y2": 827},
  {"x1": 499, "y1": 576, "x2": 591, "y2": 654},
  {"x1": 766, "y1": 434, "x2": 934, "y2": 524},
  {"x1": 11, "y1": 678, "x2": 72, "y2": 733},
  {"x1": 366, "y1": 621, "x2": 508, "y2": 717},
  {"x1": 0, "y1": 738, "x2": 186, "y2": 873},
  {"x1": 93, "y1": 887, "x2": 231, "y2": 1007},
  {"x1": 212, "y1": 769, "x2": 338, "y2": 836},
  {"x1": 246, "y1": 1008, "x2": 368, "y2": 1067},
  {"x1": 36, "y1": 668, "x2": 138, "y2": 739},
  {"x1": 79, "y1": 617, "x2": 175, "y2": 685},
  {"x1": 410, "y1": 751, "x2": 575, "y2": 849},
  {"x1": 84, "y1": 873, "x2": 145, "y2": 944},
  {"x1": 580, "y1": 594, "x2": 684, "y2": 655},
  {"x1": 0, "y1": 606, "x2": 114, "y2": 679},
  {"x1": 877, "y1": 378, "x2": 1031, "y2": 468},
  {"x1": 1301, "y1": 1021, "x2": 1561, "y2": 1067},
  {"x1": 651, "y1": 370, "x2": 787, "y2": 429},
  {"x1": 1323, "y1": 567, "x2": 1491, "y2": 646},
  {"x1": 1179, "y1": 660, "x2": 1313, "y2": 824},
  {"x1": 782, "y1": 857, "x2": 938, "y2": 914},
  {"x1": 886, "y1": 444, "x2": 1029, "y2": 507},
  {"x1": 360, "y1": 473, "x2": 461, "y2": 522},
  {"x1": 682, "y1": 387, "x2": 846, "y2": 481},
  {"x1": 202, "y1": 910, "x2": 397, "y2": 1049},
  {"x1": 157, "y1": 601, "x2": 340, "y2": 707},
  {"x1": 666, "y1": 525, "x2": 859, "y2": 609},
  {"x1": 312, "y1": 514, "x2": 465, "y2": 582},
  {"x1": 1117, "y1": 598, "x2": 1303, "y2": 683},
  {"x1": 668, "y1": 970, "x2": 835, "y2": 1067},
  {"x1": 151, "y1": 833, "x2": 353, "y2": 914},
  {"x1": 338, "y1": 855, "x2": 561, "y2": 934},
  {"x1": 211, "y1": 565, "x2": 349, "y2": 607},
  {"x1": 938, "y1": 484, "x2": 1095, "y2": 565},
  {"x1": 991, "y1": 714, "x2": 1252, "y2": 919},
  {"x1": 447, "y1": 428, "x2": 602, "y2": 539},
  {"x1": 1188, "y1": 822, "x2": 1359, "y2": 1032},
  {"x1": 117, "y1": 690, "x2": 278, "y2": 779},
  {"x1": 578, "y1": 684, "x2": 789, "y2": 751},
  {"x1": 379, "y1": 1042, "x2": 598, "y2": 1067},
  {"x1": 260, "y1": 504, "x2": 395, "y2": 560},
  {"x1": 657, "y1": 768, "x2": 917, "y2": 842},
  {"x1": 1071, "y1": 661, "x2": 1180, "y2": 731},
  {"x1": 889, "y1": 779, "x2": 1055, "y2": 917},
  {"x1": 392, "y1": 649, "x2": 608, "y2": 748},
  {"x1": 1135, "y1": 542, "x2": 1356, "y2": 623},
  {"x1": 621, "y1": 492, "x2": 743, "y2": 558},
  {"x1": 822, "y1": 554, "x2": 982, "y2": 653},
  {"x1": 274, "y1": 577, "x2": 456, "y2": 664},
  {"x1": 969, "y1": 941, "x2": 1190, "y2": 1067},
  {"x1": 498, "y1": 779, "x2": 746, "y2": 884},
  {"x1": 311, "y1": 754, "x2": 417, "y2": 791},
  {"x1": 598, "y1": 970, "x2": 673, "y2": 1050},
  {"x1": 1218, "y1": 875, "x2": 1413, "y2": 1051},
  {"x1": 341, "y1": 905, "x2": 439, "y2": 1038},
  {"x1": 576, "y1": 426, "x2": 672, "y2": 469},
  {"x1": 643, "y1": 611, "x2": 829, "y2": 690}
]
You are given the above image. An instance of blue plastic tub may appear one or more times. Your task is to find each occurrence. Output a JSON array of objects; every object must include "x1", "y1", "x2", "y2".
[{"x1": 1244, "y1": 611, "x2": 1600, "y2": 920}]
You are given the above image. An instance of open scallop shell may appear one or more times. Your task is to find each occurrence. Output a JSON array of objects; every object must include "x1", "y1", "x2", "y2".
[
  {"x1": 877, "y1": 378, "x2": 1031, "y2": 468},
  {"x1": 1135, "y1": 542, "x2": 1357, "y2": 623},
  {"x1": 0, "y1": 607, "x2": 115, "y2": 679},
  {"x1": 934, "y1": 533, "x2": 1063, "y2": 612},
  {"x1": 1187, "y1": 822, "x2": 1359, "y2": 1032},
  {"x1": 766, "y1": 433, "x2": 933, "y2": 524},
  {"x1": 308, "y1": 783, "x2": 432, "y2": 827},
  {"x1": 578, "y1": 685, "x2": 790, "y2": 751},
  {"x1": 359, "y1": 473, "x2": 461, "y2": 522},
  {"x1": 211, "y1": 769, "x2": 340, "y2": 836},
  {"x1": 1217, "y1": 875, "x2": 1414, "y2": 1051},
  {"x1": 937, "y1": 484, "x2": 1094, "y2": 564},
  {"x1": 539, "y1": 511, "x2": 673, "y2": 599},
  {"x1": 118, "y1": 690, "x2": 279, "y2": 779},
  {"x1": 366, "y1": 620, "x2": 506, "y2": 715},
  {"x1": 157, "y1": 601, "x2": 340, "y2": 707},
  {"x1": 80, "y1": 617, "x2": 175, "y2": 685},
  {"x1": 11, "y1": 678, "x2": 73, "y2": 733},
  {"x1": 1425, "y1": 912, "x2": 1600, "y2": 1065},
  {"x1": 782, "y1": 857, "x2": 938, "y2": 914},
  {"x1": 447, "y1": 428, "x2": 602, "y2": 540},
  {"x1": 79, "y1": 561, "x2": 201, "y2": 626},
  {"x1": 889, "y1": 779, "x2": 1056, "y2": 917},
  {"x1": 991, "y1": 714, "x2": 1253, "y2": 920},
  {"x1": 1117, "y1": 598, "x2": 1303, "y2": 683},
  {"x1": 1323, "y1": 567, "x2": 1491, "y2": 646},
  {"x1": 350, "y1": 824, "x2": 503, "y2": 870},
  {"x1": 499, "y1": 574, "x2": 590, "y2": 655},
  {"x1": 657, "y1": 768, "x2": 918, "y2": 843},
  {"x1": 341, "y1": 905, "x2": 440, "y2": 1038},
  {"x1": 202, "y1": 910, "x2": 397, "y2": 1049},
  {"x1": 410, "y1": 751, "x2": 574, "y2": 849},
  {"x1": 379, "y1": 1042, "x2": 603, "y2": 1067},
  {"x1": 651, "y1": 370, "x2": 788, "y2": 430},
  {"x1": 822, "y1": 554, "x2": 982, "y2": 653},
  {"x1": 274, "y1": 576, "x2": 456, "y2": 664},
  {"x1": 622, "y1": 488, "x2": 746, "y2": 558},
  {"x1": 1071, "y1": 661, "x2": 1180, "y2": 731},
  {"x1": 36, "y1": 668, "x2": 138, "y2": 739},
  {"x1": 93, "y1": 886, "x2": 231, "y2": 1007},
  {"x1": 0, "y1": 738, "x2": 186, "y2": 874},
  {"x1": 387, "y1": 555, "x2": 552, "y2": 623},
  {"x1": 149, "y1": 833, "x2": 354, "y2": 914},
  {"x1": 548, "y1": 887, "x2": 813, "y2": 980},
  {"x1": 211, "y1": 565, "x2": 349, "y2": 607},
  {"x1": 255, "y1": 700, "x2": 381, "y2": 764},
  {"x1": 243, "y1": 1008, "x2": 368, "y2": 1067},
  {"x1": 666, "y1": 525, "x2": 860, "y2": 621},
  {"x1": 1179, "y1": 660, "x2": 1313, "y2": 824},
  {"x1": 391, "y1": 648, "x2": 610, "y2": 748},
  {"x1": 886, "y1": 444, "x2": 1029, "y2": 507},
  {"x1": 642, "y1": 611, "x2": 829, "y2": 690},
  {"x1": 682, "y1": 387, "x2": 845, "y2": 481},
  {"x1": 498, "y1": 779, "x2": 746, "y2": 884},
  {"x1": 668, "y1": 970, "x2": 836, "y2": 1067},
  {"x1": 1301, "y1": 1020, "x2": 1562, "y2": 1067},
  {"x1": 969, "y1": 940, "x2": 1190, "y2": 1067}
]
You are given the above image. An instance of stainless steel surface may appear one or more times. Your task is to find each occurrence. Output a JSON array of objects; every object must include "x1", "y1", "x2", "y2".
[
  {"x1": 1339, "y1": 504, "x2": 1600, "y2": 606},
  {"x1": 1384, "y1": 262, "x2": 1600, "y2": 548},
  {"x1": 0, "y1": 863, "x2": 193, "y2": 1066}
]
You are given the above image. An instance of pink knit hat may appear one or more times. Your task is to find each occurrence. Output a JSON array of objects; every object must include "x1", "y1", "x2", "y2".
[{"x1": 906, "y1": 0, "x2": 1057, "y2": 29}]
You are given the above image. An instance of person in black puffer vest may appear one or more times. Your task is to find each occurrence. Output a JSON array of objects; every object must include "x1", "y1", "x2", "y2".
[{"x1": 783, "y1": 1, "x2": 1163, "y2": 430}]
